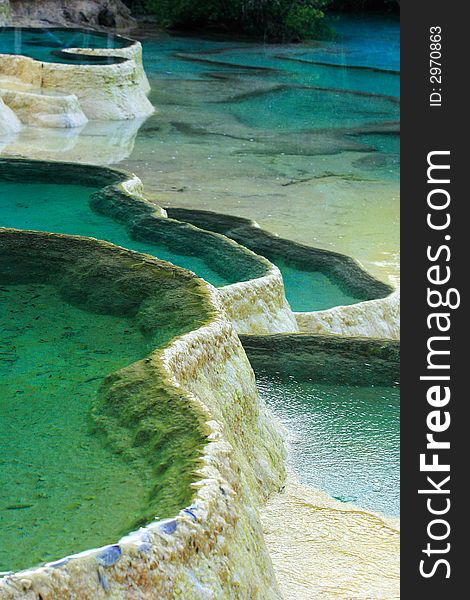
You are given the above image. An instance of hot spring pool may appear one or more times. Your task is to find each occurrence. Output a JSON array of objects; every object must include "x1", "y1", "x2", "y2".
[
  {"x1": 257, "y1": 376, "x2": 399, "y2": 516},
  {"x1": 0, "y1": 27, "x2": 127, "y2": 65}
]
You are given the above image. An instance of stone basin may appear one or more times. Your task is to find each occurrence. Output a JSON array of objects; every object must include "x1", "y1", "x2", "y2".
[
  {"x1": 0, "y1": 228, "x2": 285, "y2": 598},
  {"x1": 0, "y1": 27, "x2": 153, "y2": 125}
]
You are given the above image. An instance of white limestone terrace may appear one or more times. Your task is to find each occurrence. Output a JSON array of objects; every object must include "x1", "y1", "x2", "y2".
[
  {"x1": 0, "y1": 26, "x2": 154, "y2": 127},
  {"x1": 0, "y1": 156, "x2": 397, "y2": 339},
  {"x1": 165, "y1": 207, "x2": 400, "y2": 340},
  {"x1": 0, "y1": 228, "x2": 286, "y2": 598}
]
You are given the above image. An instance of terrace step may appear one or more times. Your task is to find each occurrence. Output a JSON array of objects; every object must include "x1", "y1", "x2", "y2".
[{"x1": 0, "y1": 81, "x2": 88, "y2": 128}]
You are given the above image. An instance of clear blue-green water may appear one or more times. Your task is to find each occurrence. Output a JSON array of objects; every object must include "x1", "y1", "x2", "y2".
[
  {"x1": 225, "y1": 85, "x2": 398, "y2": 132},
  {"x1": 0, "y1": 181, "x2": 231, "y2": 287},
  {"x1": 275, "y1": 261, "x2": 359, "y2": 312},
  {"x1": 257, "y1": 376, "x2": 399, "y2": 516},
  {"x1": 0, "y1": 28, "x2": 127, "y2": 64},
  {"x1": 0, "y1": 284, "x2": 157, "y2": 572},
  {"x1": 0, "y1": 180, "x2": 366, "y2": 310},
  {"x1": 114, "y1": 14, "x2": 400, "y2": 289}
]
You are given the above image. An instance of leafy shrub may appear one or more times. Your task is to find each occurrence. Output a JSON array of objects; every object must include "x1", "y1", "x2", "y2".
[{"x1": 139, "y1": 0, "x2": 332, "y2": 41}]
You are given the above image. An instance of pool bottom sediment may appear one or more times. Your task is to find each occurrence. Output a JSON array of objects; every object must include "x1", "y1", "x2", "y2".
[
  {"x1": 0, "y1": 283, "x2": 159, "y2": 572},
  {"x1": 0, "y1": 230, "x2": 213, "y2": 575}
]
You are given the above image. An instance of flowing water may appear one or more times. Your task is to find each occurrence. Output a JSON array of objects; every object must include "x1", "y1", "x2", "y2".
[{"x1": 257, "y1": 376, "x2": 400, "y2": 516}]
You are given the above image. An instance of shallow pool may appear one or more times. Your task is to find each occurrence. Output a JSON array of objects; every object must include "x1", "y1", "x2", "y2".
[
  {"x1": 0, "y1": 27, "x2": 127, "y2": 64},
  {"x1": 1, "y1": 178, "x2": 372, "y2": 310},
  {"x1": 0, "y1": 180, "x2": 231, "y2": 287},
  {"x1": 119, "y1": 13, "x2": 399, "y2": 286},
  {"x1": 257, "y1": 376, "x2": 399, "y2": 516},
  {"x1": 0, "y1": 283, "x2": 160, "y2": 572}
]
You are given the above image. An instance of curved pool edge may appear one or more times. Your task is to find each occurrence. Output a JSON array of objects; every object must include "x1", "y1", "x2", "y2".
[
  {"x1": 0, "y1": 27, "x2": 153, "y2": 124},
  {"x1": 240, "y1": 331, "x2": 400, "y2": 387},
  {"x1": 165, "y1": 207, "x2": 400, "y2": 340},
  {"x1": 0, "y1": 228, "x2": 286, "y2": 599},
  {"x1": 0, "y1": 158, "x2": 298, "y2": 336}
]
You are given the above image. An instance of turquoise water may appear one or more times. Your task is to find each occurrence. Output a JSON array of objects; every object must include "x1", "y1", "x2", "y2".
[
  {"x1": 0, "y1": 28, "x2": 127, "y2": 64},
  {"x1": 0, "y1": 181, "x2": 231, "y2": 287},
  {"x1": 257, "y1": 377, "x2": 399, "y2": 516},
  {"x1": 0, "y1": 283, "x2": 157, "y2": 572},
  {"x1": 226, "y1": 86, "x2": 398, "y2": 132},
  {"x1": 0, "y1": 180, "x2": 367, "y2": 310},
  {"x1": 113, "y1": 14, "x2": 400, "y2": 291},
  {"x1": 274, "y1": 261, "x2": 359, "y2": 311}
]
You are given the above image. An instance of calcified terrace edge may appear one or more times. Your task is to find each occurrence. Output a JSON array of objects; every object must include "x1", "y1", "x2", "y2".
[
  {"x1": 0, "y1": 158, "x2": 397, "y2": 339},
  {"x1": 0, "y1": 158, "x2": 296, "y2": 335},
  {"x1": 0, "y1": 27, "x2": 153, "y2": 125},
  {"x1": 0, "y1": 162, "x2": 400, "y2": 597},
  {"x1": 0, "y1": 228, "x2": 285, "y2": 598},
  {"x1": 166, "y1": 207, "x2": 400, "y2": 339}
]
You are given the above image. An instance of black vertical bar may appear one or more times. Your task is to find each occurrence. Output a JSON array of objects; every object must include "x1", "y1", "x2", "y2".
[{"x1": 401, "y1": 1, "x2": 465, "y2": 596}]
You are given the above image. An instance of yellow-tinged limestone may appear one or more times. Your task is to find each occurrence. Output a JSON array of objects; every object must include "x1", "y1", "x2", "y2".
[
  {"x1": 262, "y1": 477, "x2": 400, "y2": 600},
  {"x1": 0, "y1": 35, "x2": 153, "y2": 127},
  {"x1": 295, "y1": 291, "x2": 400, "y2": 340}
]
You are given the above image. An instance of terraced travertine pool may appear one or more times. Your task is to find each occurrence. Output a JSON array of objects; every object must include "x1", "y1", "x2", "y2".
[
  {"x1": 0, "y1": 178, "x2": 368, "y2": 310},
  {"x1": 0, "y1": 27, "x2": 127, "y2": 64},
  {"x1": 1, "y1": 16, "x2": 400, "y2": 287},
  {"x1": 0, "y1": 180, "x2": 231, "y2": 287},
  {"x1": 0, "y1": 14, "x2": 400, "y2": 591},
  {"x1": 0, "y1": 278, "x2": 207, "y2": 573},
  {"x1": 0, "y1": 226, "x2": 214, "y2": 574},
  {"x1": 0, "y1": 284, "x2": 156, "y2": 572},
  {"x1": 117, "y1": 13, "x2": 400, "y2": 287}
]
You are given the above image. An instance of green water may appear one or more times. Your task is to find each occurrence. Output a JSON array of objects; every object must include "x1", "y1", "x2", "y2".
[
  {"x1": 0, "y1": 181, "x2": 230, "y2": 288},
  {"x1": 275, "y1": 261, "x2": 359, "y2": 311},
  {"x1": 257, "y1": 377, "x2": 399, "y2": 516},
  {"x1": 0, "y1": 284, "x2": 160, "y2": 572},
  {"x1": 0, "y1": 28, "x2": 127, "y2": 65},
  {"x1": 0, "y1": 180, "x2": 366, "y2": 310}
]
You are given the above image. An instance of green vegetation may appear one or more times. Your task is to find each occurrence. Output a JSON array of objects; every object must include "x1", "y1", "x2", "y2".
[
  {"x1": 135, "y1": 0, "x2": 332, "y2": 41},
  {"x1": 124, "y1": 0, "x2": 399, "y2": 40},
  {"x1": 330, "y1": 0, "x2": 399, "y2": 11}
]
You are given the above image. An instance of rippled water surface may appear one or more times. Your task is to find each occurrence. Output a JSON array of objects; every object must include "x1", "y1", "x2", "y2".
[{"x1": 257, "y1": 377, "x2": 400, "y2": 516}]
